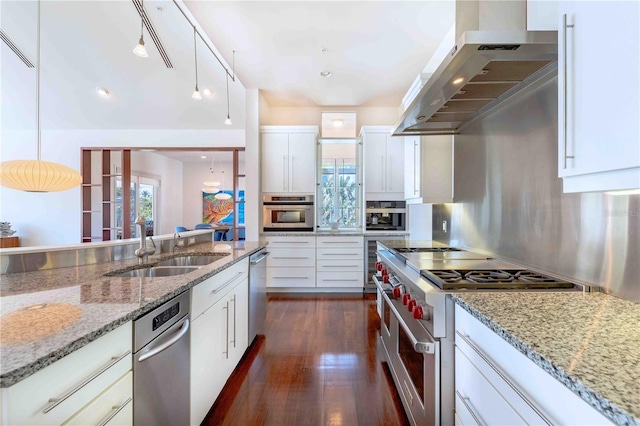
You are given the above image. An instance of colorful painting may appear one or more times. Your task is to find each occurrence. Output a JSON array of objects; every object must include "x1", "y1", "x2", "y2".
[{"x1": 203, "y1": 191, "x2": 234, "y2": 224}]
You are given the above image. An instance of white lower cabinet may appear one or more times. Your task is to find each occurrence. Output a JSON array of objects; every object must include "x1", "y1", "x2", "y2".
[
  {"x1": 0, "y1": 322, "x2": 132, "y2": 426},
  {"x1": 316, "y1": 236, "x2": 363, "y2": 289},
  {"x1": 265, "y1": 236, "x2": 316, "y2": 288},
  {"x1": 454, "y1": 305, "x2": 612, "y2": 425},
  {"x1": 190, "y1": 259, "x2": 249, "y2": 426}
]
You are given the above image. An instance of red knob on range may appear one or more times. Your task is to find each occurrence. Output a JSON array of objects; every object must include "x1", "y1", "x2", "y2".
[
  {"x1": 407, "y1": 299, "x2": 417, "y2": 312},
  {"x1": 402, "y1": 293, "x2": 411, "y2": 305},
  {"x1": 381, "y1": 268, "x2": 388, "y2": 276},
  {"x1": 392, "y1": 286, "x2": 402, "y2": 299},
  {"x1": 383, "y1": 274, "x2": 390, "y2": 283},
  {"x1": 413, "y1": 306, "x2": 424, "y2": 320},
  {"x1": 376, "y1": 262, "x2": 383, "y2": 271}
]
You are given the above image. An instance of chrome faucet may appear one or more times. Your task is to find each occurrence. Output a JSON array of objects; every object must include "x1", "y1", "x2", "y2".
[
  {"x1": 172, "y1": 232, "x2": 182, "y2": 253},
  {"x1": 135, "y1": 216, "x2": 156, "y2": 264}
]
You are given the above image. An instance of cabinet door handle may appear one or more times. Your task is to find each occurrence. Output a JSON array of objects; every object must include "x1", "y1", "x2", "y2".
[
  {"x1": 456, "y1": 390, "x2": 485, "y2": 426},
  {"x1": 283, "y1": 155, "x2": 287, "y2": 191},
  {"x1": 223, "y1": 302, "x2": 229, "y2": 359},
  {"x1": 212, "y1": 272, "x2": 244, "y2": 294},
  {"x1": 42, "y1": 350, "x2": 131, "y2": 414},
  {"x1": 322, "y1": 253, "x2": 358, "y2": 256},
  {"x1": 271, "y1": 241, "x2": 310, "y2": 244},
  {"x1": 290, "y1": 155, "x2": 295, "y2": 191},
  {"x1": 321, "y1": 265, "x2": 359, "y2": 268},
  {"x1": 381, "y1": 155, "x2": 386, "y2": 191},
  {"x1": 229, "y1": 295, "x2": 236, "y2": 348},
  {"x1": 273, "y1": 276, "x2": 309, "y2": 279},
  {"x1": 97, "y1": 397, "x2": 132, "y2": 426},
  {"x1": 562, "y1": 13, "x2": 575, "y2": 169},
  {"x1": 414, "y1": 140, "x2": 419, "y2": 194},
  {"x1": 322, "y1": 279, "x2": 359, "y2": 282},
  {"x1": 273, "y1": 256, "x2": 311, "y2": 260}
]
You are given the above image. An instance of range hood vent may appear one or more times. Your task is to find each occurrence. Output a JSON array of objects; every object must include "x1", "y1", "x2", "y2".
[{"x1": 393, "y1": 30, "x2": 557, "y2": 136}]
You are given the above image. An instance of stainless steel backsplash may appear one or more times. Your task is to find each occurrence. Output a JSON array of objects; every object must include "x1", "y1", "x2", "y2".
[{"x1": 435, "y1": 76, "x2": 639, "y2": 302}]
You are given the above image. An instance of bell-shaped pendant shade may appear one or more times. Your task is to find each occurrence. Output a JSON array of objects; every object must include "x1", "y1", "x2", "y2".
[
  {"x1": 0, "y1": 160, "x2": 83, "y2": 192},
  {"x1": 203, "y1": 180, "x2": 221, "y2": 187},
  {"x1": 192, "y1": 87, "x2": 202, "y2": 100},
  {"x1": 214, "y1": 192, "x2": 232, "y2": 200},
  {"x1": 202, "y1": 186, "x2": 218, "y2": 194},
  {"x1": 225, "y1": 115, "x2": 232, "y2": 126},
  {"x1": 133, "y1": 36, "x2": 148, "y2": 58}
]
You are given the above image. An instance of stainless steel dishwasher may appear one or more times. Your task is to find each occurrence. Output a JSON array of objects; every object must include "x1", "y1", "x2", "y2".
[
  {"x1": 249, "y1": 248, "x2": 269, "y2": 342},
  {"x1": 133, "y1": 290, "x2": 190, "y2": 426}
]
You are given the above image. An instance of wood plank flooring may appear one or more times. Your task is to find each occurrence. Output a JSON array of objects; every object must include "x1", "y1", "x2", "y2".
[{"x1": 203, "y1": 295, "x2": 409, "y2": 426}]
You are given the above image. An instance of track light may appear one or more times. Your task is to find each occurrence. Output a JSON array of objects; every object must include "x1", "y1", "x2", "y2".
[{"x1": 133, "y1": 0, "x2": 148, "y2": 58}]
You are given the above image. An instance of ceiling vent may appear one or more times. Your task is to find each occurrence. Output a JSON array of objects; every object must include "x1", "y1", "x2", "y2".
[{"x1": 0, "y1": 29, "x2": 34, "y2": 68}]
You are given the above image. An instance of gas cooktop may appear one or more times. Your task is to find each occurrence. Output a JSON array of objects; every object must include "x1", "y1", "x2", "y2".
[{"x1": 420, "y1": 269, "x2": 577, "y2": 290}]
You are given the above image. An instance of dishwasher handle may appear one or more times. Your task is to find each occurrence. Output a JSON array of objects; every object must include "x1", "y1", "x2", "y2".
[
  {"x1": 138, "y1": 317, "x2": 190, "y2": 362},
  {"x1": 250, "y1": 251, "x2": 270, "y2": 265}
]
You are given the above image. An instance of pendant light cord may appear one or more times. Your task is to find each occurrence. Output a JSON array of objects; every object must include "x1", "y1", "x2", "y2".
[
  {"x1": 193, "y1": 25, "x2": 198, "y2": 87},
  {"x1": 36, "y1": 0, "x2": 41, "y2": 161},
  {"x1": 140, "y1": 0, "x2": 144, "y2": 38},
  {"x1": 225, "y1": 73, "x2": 229, "y2": 116}
]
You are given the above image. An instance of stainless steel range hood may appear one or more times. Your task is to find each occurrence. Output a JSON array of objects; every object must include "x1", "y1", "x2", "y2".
[{"x1": 393, "y1": 30, "x2": 558, "y2": 136}]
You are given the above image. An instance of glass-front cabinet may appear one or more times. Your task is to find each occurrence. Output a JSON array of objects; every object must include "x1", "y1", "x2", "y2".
[{"x1": 316, "y1": 138, "x2": 363, "y2": 230}]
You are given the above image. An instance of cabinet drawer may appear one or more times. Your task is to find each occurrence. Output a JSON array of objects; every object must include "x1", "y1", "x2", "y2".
[
  {"x1": 264, "y1": 236, "x2": 315, "y2": 247},
  {"x1": 267, "y1": 267, "x2": 315, "y2": 288},
  {"x1": 192, "y1": 258, "x2": 248, "y2": 319},
  {"x1": 316, "y1": 236, "x2": 363, "y2": 247},
  {"x1": 1, "y1": 323, "x2": 132, "y2": 426},
  {"x1": 454, "y1": 306, "x2": 612, "y2": 424},
  {"x1": 64, "y1": 371, "x2": 132, "y2": 426},
  {"x1": 317, "y1": 247, "x2": 363, "y2": 260},
  {"x1": 316, "y1": 271, "x2": 363, "y2": 288},
  {"x1": 317, "y1": 259, "x2": 363, "y2": 272},
  {"x1": 455, "y1": 347, "x2": 525, "y2": 425},
  {"x1": 267, "y1": 247, "x2": 316, "y2": 268}
]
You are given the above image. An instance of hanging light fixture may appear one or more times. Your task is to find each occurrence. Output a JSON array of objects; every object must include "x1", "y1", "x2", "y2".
[
  {"x1": 191, "y1": 25, "x2": 202, "y2": 100},
  {"x1": 132, "y1": 0, "x2": 148, "y2": 58},
  {"x1": 0, "y1": 1, "x2": 82, "y2": 193},
  {"x1": 202, "y1": 155, "x2": 221, "y2": 188}
]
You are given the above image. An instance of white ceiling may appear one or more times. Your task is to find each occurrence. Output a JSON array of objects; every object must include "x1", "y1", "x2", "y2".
[
  {"x1": 185, "y1": 1, "x2": 455, "y2": 107},
  {"x1": 1, "y1": 0, "x2": 454, "y2": 131}
]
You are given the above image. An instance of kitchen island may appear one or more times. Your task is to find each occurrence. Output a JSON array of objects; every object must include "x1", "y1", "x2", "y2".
[
  {"x1": 452, "y1": 291, "x2": 640, "y2": 424},
  {"x1": 0, "y1": 240, "x2": 266, "y2": 388}
]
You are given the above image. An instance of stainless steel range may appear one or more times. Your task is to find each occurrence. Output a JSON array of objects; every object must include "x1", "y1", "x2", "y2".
[{"x1": 373, "y1": 241, "x2": 587, "y2": 426}]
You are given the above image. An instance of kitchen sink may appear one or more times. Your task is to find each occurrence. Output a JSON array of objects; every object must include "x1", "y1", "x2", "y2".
[
  {"x1": 109, "y1": 266, "x2": 201, "y2": 278},
  {"x1": 155, "y1": 254, "x2": 224, "y2": 267}
]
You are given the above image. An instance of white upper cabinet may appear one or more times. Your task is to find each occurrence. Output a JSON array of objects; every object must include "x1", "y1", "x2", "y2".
[
  {"x1": 404, "y1": 135, "x2": 454, "y2": 204},
  {"x1": 558, "y1": 1, "x2": 640, "y2": 193},
  {"x1": 261, "y1": 126, "x2": 317, "y2": 194},
  {"x1": 362, "y1": 126, "x2": 404, "y2": 200}
]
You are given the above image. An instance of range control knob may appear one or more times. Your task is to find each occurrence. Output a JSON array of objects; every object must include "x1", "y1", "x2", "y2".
[
  {"x1": 402, "y1": 293, "x2": 411, "y2": 305},
  {"x1": 381, "y1": 268, "x2": 388, "y2": 276},
  {"x1": 376, "y1": 262, "x2": 383, "y2": 271},
  {"x1": 383, "y1": 274, "x2": 390, "y2": 284},
  {"x1": 413, "y1": 306, "x2": 424, "y2": 320},
  {"x1": 392, "y1": 286, "x2": 402, "y2": 299},
  {"x1": 407, "y1": 299, "x2": 417, "y2": 312}
]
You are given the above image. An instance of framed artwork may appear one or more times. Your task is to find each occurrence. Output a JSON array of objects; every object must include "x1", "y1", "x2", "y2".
[{"x1": 202, "y1": 190, "x2": 244, "y2": 227}]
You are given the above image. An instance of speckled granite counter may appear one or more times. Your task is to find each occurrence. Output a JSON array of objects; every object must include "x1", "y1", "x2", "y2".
[
  {"x1": 452, "y1": 292, "x2": 640, "y2": 425},
  {"x1": 0, "y1": 241, "x2": 265, "y2": 388}
]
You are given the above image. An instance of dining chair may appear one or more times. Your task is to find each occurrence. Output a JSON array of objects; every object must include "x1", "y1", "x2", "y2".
[{"x1": 175, "y1": 226, "x2": 188, "y2": 232}]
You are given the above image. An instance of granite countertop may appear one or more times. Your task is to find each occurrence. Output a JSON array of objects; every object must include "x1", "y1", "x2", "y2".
[
  {"x1": 0, "y1": 241, "x2": 266, "y2": 387},
  {"x1": 262, "y1": 231, "x2": 410, "y2": 237},
  {"x1": 452, "y1": 292, "x2": 640, "y2": 425}
]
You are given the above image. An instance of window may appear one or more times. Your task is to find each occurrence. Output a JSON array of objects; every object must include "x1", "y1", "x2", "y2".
[
  {"x1": 317, "y1": 140, "x2": 362, "y2": 229},
  {"x1": 116, "y1": 174, "x2": 159, "y2": 238}
]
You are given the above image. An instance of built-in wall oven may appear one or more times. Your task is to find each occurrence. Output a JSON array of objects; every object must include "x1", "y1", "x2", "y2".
[{"x1": 262, "y1": 195, "x2": 314, "y2": 232}]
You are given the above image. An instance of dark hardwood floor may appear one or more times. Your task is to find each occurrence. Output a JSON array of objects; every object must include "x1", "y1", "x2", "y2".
[{"x1": 202, "y1": 294, "x2": 409, "y2": 426}]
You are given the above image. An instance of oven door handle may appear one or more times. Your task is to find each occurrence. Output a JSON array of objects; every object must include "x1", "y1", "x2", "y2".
[{"x1": 382, "y1": 291, "x2": 435, "y2": 354}]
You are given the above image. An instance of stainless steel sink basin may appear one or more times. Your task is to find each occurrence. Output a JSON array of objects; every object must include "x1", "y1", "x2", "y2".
[
  {"x1": 110, "y1": 266, "x2": 201, "y2": 278},
  {"x1": 155, "y1": 255, "x2": 224, "y2": 267}
]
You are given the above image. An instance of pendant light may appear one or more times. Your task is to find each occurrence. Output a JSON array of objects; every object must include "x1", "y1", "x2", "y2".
[
  {"x1": 224, "y1": 72, "x2": 232, "y2": 125},
  {"x1": 0, "y1": 1, "x2": 82, "y2": 193},
  {"x1": 191, "y1": 25, "x2": 202, "y2": 100},
  {"x1": 132, "y1": 0, "x2": 148, "y2": 58}
]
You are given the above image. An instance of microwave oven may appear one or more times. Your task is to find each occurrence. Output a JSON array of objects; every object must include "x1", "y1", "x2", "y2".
[{"x1": 263, "y1": 195, "x2": 314, "y2": 231}]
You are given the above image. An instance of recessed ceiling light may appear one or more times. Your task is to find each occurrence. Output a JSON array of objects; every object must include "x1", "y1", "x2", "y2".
[
  {"x1": 203, "y1": 88, "x2": 214, "y2": 97},
  {"x1": 332, "y1": 119, "x2": 344, "y2": 128},
  {"x1": 320, "y1": 71, "x2": 332, "y2": 77},
  {"x1": 200, "y1": 155, "x2": 207, "y2": 159},
  {"x1": 321, "y1": 47, "x2": 328, "y2": 54},
  {"x1": 452, "y1": 77, "x2": 464, "y2": 85},
  {"x1": 96, "y1": 87, "x2": 110, "y2": 98}
]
